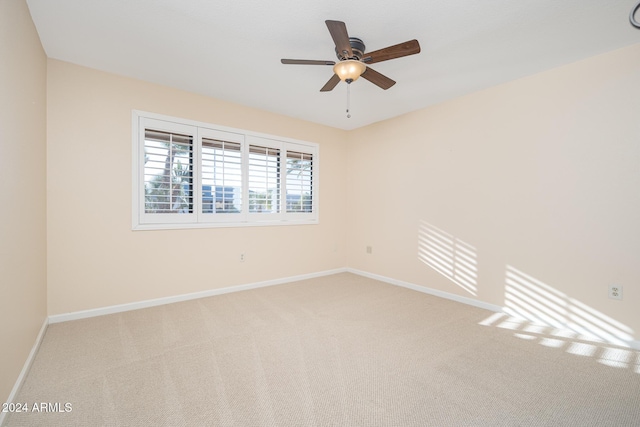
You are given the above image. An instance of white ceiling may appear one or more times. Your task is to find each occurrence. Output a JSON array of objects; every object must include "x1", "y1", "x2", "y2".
[{"x1": 27, "y1": 0, "x2": 640, "y2": 130}]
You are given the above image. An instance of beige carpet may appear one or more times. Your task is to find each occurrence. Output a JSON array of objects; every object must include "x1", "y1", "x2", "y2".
[{"x1": 5, "y1": 273, "x2": 640, "y2": 426}]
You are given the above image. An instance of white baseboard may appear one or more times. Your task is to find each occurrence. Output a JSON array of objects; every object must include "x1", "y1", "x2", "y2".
[
  {"x1": 0, "y1": 317, "x2": 48, "y2": 427},
  {"x1": 347, "y1": 268, "x2": 504, "y2": 313},
  {"x1": 48, "y1": 268, "x2": 348, "y2": 324}
]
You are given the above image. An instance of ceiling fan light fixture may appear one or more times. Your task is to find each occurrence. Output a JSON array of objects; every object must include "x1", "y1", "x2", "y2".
[{"x1": 333, "y1": 60, "x2": 366, "y2": 83}]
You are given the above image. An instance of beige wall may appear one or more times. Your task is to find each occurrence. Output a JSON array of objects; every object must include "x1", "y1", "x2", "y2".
[
  {"x1": 46, "y1": 60, "x2": 348, "y2": 315},
  {"x1": 347, "y1": 43, "x2": 640, "y2": 341},
  {"x1": 0, "y1": 0, "x2": 48, "y2": 403}
]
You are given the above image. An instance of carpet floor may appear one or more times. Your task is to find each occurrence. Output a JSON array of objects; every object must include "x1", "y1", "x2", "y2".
[{"x1": 5, "y1": 273, "x2": 640, "y2": 426}]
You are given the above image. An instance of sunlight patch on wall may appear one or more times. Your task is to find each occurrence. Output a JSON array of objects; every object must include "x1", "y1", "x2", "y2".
[
  {"x1": 504, "y1": 265, "x2": 634, "y2": 347},
  {"x1": 417, "y1": 221, "x2": 478, "y2": 296}
]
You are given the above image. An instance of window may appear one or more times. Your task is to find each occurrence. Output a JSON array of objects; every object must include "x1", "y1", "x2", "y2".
[{"x1": 132, "y1": 111, "x2": 318, "y2": 230}]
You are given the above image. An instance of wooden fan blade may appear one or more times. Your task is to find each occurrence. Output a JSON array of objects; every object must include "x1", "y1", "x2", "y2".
[
  {"x1": 325, "y1": 20, "x2": 353, "y2": 59},
  {"x1": 281, "y1": 59, "x2": 335, "y2": 66},
  {"x1": 364, "y1": 39, "x2": 420, "y2": 64},
  {"x1": 361, "y1": 67, "x2": 396, "y2": 90},
  {"x1": 320, "y1": 74, "x2": 341, "y2": 92}
]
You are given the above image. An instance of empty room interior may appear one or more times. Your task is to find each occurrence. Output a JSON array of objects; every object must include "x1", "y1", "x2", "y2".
[{"x1": 2, "y1": 0, "x2": 640, "y2": 425}]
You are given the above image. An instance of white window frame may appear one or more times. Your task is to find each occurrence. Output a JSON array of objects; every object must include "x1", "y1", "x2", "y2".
[{"x1": 132, "y1": 110, "x2": 319, "y2": 230}]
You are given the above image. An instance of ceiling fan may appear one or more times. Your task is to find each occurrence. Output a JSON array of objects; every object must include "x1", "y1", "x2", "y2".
[{"x1": 281, "y1": 20, "x2": 421, "y2": 92}]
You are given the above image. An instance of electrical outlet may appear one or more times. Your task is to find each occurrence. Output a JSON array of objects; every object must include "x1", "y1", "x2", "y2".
[
  {"x1": 608, "y1": 284, "x2": 623, "y2": 300},
  {"x1": 240, "y1": 253, "x2": 245, "y2": 262},
  {"x1": 366, "y1": 246, "x2": 372, "y2": 254}
]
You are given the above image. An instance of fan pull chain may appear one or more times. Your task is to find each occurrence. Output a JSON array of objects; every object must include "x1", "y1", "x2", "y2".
[{"x1": 346, "y1": 83, "x2": 351, "y2": 119}]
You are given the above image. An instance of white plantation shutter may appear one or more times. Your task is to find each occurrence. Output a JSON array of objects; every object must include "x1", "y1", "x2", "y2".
[
  {"x1": 143, "y1": 129, "x2": 194, "y2": 214},
  {"x1": 248, "y1": 144, "x2": 281, "y2": 214},
  {"x1": 286, "y1": 150, "x2": 313, "y2": 213},
  {"x1": 201, "y1": 138, "x2": 242, "y2": 215}
]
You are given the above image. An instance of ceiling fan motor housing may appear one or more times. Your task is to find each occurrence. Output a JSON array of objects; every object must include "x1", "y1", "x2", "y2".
[
  {"x1": 336, "y1": 37, "x2": 366, "y2": 60},
  {"x1": 280, "y1": 20, "x2": 421, "y2": 92}
]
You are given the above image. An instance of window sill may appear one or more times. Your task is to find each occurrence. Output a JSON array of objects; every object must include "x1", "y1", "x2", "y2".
[{"x1": 132, "y1": 218, "x2": 319, "y2": 231}]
